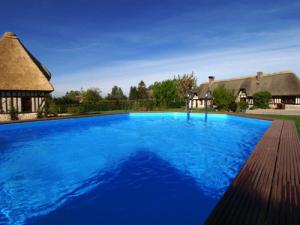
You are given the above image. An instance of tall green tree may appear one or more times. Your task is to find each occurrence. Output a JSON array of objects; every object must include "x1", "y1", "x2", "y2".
[
  {"x1": 137, "y1": 80, "x2": 148, "y2": 99},
  {"x1": 152, "y1": 80, "x2": 180, "y2": 107},
  {"x1": 81, "y1": 88, "x2": 102, "y2": 105},
  {"x1": 175, "y1": 72, "x2": 197, "y2": 100},
  {"x1": 107, "y1": 86, "x2": 127, "y2": 100},
  {"x1": 212, "y1": 87, "x2": 235, "y2": 111},
  {"x1": 64, "y1": 90, "x2": 81, "y2": 104},
  {"x1": 65, "y1": 90, "x2": 81, "y2": 101},
  {"x1": 53, "y1": 90, "x2": 81, "y2": 105},
  {"x1": 129, "y1": 86, "x2": 138, "y2": 100}
]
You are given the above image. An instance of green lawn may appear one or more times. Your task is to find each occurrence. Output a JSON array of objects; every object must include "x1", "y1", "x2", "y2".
[{"x1": 251, "y1": 114, "x2": 300, "y2": 138}]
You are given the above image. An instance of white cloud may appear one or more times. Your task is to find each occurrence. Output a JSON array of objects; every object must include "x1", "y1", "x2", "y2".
[{"x1": 52, "y1": 28, "x2": 300, "y2": 96}]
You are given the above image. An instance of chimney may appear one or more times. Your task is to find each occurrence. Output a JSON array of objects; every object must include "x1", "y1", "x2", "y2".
[
  {"x1": 208, "y1": 76, "x2": 215, "y2": 87},
  {"x1": 256, "y1": 72, "x2": 263, "y2": 84}
]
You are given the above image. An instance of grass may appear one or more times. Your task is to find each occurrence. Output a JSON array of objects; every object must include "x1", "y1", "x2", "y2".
[{"x1": 250, "y1": 114, "x2": 300, "y2": 138}]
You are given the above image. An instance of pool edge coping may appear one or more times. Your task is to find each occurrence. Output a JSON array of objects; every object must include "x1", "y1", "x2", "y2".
[{"x1": 0, "y1": 111, "x2": 275, "y2": 125}]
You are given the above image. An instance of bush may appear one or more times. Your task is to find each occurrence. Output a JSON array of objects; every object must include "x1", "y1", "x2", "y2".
[
  {"x1": 37, "y1": 108, "x2": 44, "y2": 118},
  {"x1": 213, "y1": 87, "x2": 235, "y2": 111},
  {"x1": 152, "y1": 80, "x2": 180, "y2": 108},
  {"x1": 229, "y1": 102, "x2": 237, "y2": 112},
  {"x1": 253, "y1": 91, "x2": 272, "y2": 109},
  {"x1": 168, "y1": 100, "x2": 183, "y2": 108},
  {"x1": 66, "y1": 106, "x2": 82, "y2": 115},
  {"x1": 237, "y1": 101, "x2": 249, "y2": 112},
  {"x1": 9, "y1": 106, "x2": 18, "y2": 120},
  {"x1": 47, "y1": 101, "x2": 59, "y2": 117},
  {"x1": 47, "y1": 98, "x2": 183, "y2": 115}
]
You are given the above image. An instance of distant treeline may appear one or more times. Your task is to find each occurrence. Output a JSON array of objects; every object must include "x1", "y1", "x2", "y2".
[{"x1": 47, "y1": 73, "x2": 197, "y2": 115}]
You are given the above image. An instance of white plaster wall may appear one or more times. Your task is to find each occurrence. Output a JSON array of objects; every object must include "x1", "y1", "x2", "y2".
[
  {"x1": 197, "y1": 101, "x2": 205, "y2": 109},
  {"x1": 40, "y1": 97, "x2": 45, "y2": 110},
  {"x1": 285, "y1": 104, "x2": 300, "y2": 109},
  {"x1": 189, "y1": 100, "x2": 203, "y2": 109},
  {"x1": 189, "y1": 99, "x2": 205, "y2": 109},
  {"x1": 0, "y1": 114, "x2": 10, "y2": 121},
  {"x1": 0, "y1": 113, "x2": 38, "y2": 121},
  {"x1": 192, "y1": 100, "x2": 197, "y2": 108},
  {"x1": 17, "y1": 97, "x2": 21, "y2": 113},
  {"x1": 12, "y1": 97, "x2": 19, "y2": 111},
  {"x1": 35, "y1": 97, "x2": 45, "y2": 111},
  {"x1": 6, "y1": 98, "x2": 11, "y2": 111},
  {"x1": 31, "y1": 98, "x2": 35, "y2": 112},
  {"x1": 18, "y1": 113, "x2": 38, "y2": 120},
  {"x1": 37, "y1": 97, "x2": 40, "y2": 110},
  {"x1": 1, "y1": 98, "x2": 6, "y2": 112},
  {"x1": 3, "y1": 98, "x2": 18, "y2": 111}
]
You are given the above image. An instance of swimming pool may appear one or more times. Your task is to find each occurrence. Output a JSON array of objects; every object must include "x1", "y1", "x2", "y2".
[{"x1": 0, "y1": 113, "x2": 271, "y2": 225}]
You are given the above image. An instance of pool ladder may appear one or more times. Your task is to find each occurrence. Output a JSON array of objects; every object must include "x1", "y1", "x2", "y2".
[{"x1": 186, "y1": 98, "x2": 192, "y2": 119}]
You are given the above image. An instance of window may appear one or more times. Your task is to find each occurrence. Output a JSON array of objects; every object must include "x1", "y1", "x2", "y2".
[
  {"x1": 21, "y1": 97, "x2": 32, "y2": 112},
  {"x1": 281, "y1": 96, "x2": 295, "y2": 104}
]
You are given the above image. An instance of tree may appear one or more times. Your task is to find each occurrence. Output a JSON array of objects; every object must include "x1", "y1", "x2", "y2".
[
  {"x1": 137, "y1": 80, "x2": 148, "y2": 99},
  {"x1": 175, "y1": 72, "x2": 197, "y2": 100},
  {"x1": 65, "y1": 90, "x2": 81, "y2": 103},
  {"x1": 52, "y1": 90, "x2": 81, "y2": 106},
  {"x1": 253, "y1": 91, "x2": 272, "y2": 109},
  {"x1": 81, "y1": 88, "x2": 102, "y2": 105},
  {"x1": 213, "y1": 87, "x2": 235, "y2": 111},
  {"x1": 129, "y1": 86, "x2": 138, "y2": 100},
  {"x1": 107, "y1": 86, "x2": 127, "y2": 100},
  {"x1": 152, "y1": 80, "x2": 180, "y2": 107},
  {"x1": 44, "y1": 95, "x2": 59, "y2": 116}
]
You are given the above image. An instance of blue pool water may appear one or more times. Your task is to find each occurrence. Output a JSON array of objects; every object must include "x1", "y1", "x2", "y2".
[{"x1": 0, "y1": 113, "x2": 271, "y2": 225}]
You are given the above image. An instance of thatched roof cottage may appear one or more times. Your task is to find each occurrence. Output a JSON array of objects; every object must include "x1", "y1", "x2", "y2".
[
  {"x1": 0, "y1": 32, "x2": 54, "y2": 121},
  {"x1": 192, "y1": 71, "x2": 300, "y2": 109}
]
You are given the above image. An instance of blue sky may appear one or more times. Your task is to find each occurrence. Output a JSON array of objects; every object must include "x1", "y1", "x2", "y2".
[{"x1": 1, "y1": 0, "x2": 300, "y2": 96}]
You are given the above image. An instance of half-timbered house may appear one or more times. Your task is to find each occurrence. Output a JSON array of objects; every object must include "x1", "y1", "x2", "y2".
[
  {"x1": 191, "y1": 71, "x2": 300, "y2": 109},
  {"x1": 0, "y1": 32, "x2": 53, "y2": 120}
]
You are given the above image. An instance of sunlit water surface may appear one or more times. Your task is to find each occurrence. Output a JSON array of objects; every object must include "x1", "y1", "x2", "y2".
[{"x1": 0, "y1": 113, "x2": 271, "y2": 225}]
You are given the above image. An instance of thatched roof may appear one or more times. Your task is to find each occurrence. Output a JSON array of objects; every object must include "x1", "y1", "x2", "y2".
[
  {"x1": 0, "y1": 32, "x2": 53, "y2": 92},
  {"x1": 198, "y1": 71, "x2": 300, "y2": 98}
]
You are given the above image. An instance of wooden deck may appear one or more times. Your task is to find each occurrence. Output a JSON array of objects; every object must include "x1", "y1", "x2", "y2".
[{"x1": 205, "y1": 120, "x2": 300, "y2": 225}]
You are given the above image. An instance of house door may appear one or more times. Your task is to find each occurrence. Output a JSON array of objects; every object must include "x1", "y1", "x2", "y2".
[{"x1": 21, "y1": 97, "x2": 32, "y2": 112}]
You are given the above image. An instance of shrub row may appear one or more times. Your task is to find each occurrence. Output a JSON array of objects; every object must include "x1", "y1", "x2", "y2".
[{"x1": 47, "y1": 99, "x2": 184, "y2": 115}]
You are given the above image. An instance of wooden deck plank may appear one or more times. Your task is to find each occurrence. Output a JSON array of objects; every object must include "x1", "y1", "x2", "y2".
[
  {"x1": 205, "y1": 120, "x2": 300, "y2": 225},
  {"x1": 267, "y1": 121, "x2": 300, "y2": 225}
]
